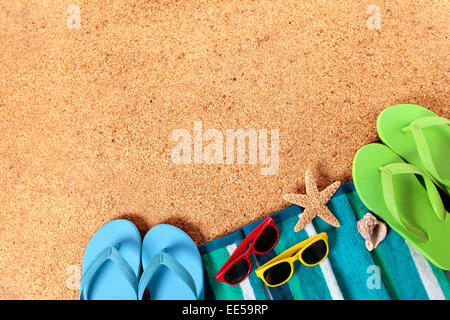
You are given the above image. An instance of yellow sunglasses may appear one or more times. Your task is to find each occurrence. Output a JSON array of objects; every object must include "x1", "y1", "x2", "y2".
[{"x1": 255, "y1": 232, "x2": 329, "y2": 287}]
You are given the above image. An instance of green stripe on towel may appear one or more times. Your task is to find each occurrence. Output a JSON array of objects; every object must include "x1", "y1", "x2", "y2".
[
  {"x1": 430, "y1": 264, "x2": 450, "y2": 300},
  {"x1": 346, "y1": 190, "x2": 401, "y2": 299},
  {"x1": 202, "y1": 248, "x2": 244, "y2": 300}
]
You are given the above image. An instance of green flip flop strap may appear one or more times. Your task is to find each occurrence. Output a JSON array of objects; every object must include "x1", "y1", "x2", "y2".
[
  {"x1": 379, "y1": 162, "x2": 446, "y2": 242},
  {"x1": 402, "y1": 116, "x2": 450, "y2": 187}
]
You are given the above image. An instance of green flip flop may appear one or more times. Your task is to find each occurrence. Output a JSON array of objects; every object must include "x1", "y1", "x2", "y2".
[
  {"x1": 377, "y1": 104, "x2": 450, "y2": 195},
  {"x1": 353, "y1": 143, "x2": 450, "y2": 269}
]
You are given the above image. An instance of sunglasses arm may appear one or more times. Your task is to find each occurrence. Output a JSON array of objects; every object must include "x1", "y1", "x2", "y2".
[{"x1": 226, "y1": 218, "x2": 275, "y2": 261}]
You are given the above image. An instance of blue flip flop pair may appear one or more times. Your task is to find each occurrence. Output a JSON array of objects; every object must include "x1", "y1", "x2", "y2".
[{"x1": 79, "y1": 220, "x2": 204, "y2": 300}]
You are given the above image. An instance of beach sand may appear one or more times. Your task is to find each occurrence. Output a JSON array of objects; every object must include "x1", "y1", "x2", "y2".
[{"x1": 0, "y1": 1, "x2": 448, "y2": 299}]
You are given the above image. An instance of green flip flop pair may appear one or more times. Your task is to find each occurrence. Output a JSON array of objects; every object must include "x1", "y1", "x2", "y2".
[{"x1": 353, "y1": 104, "x2": 450, "y2": 269}]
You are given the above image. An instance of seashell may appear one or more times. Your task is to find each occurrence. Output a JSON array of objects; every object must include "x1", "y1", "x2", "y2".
[{"x1": 357, "y1": 212, "x2": 387, "y2": 251}]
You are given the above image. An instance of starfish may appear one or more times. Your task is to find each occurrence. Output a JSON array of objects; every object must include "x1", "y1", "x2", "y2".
[{"x1": 283, "y1": 170, "x2": 341, "y2": 232}]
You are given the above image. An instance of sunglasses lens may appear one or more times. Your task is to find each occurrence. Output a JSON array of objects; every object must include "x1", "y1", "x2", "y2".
[
  {"x1": 263, "y1": 261, "x2": 292, "y2": 286},
  {"x1": 301, "y1": 239, "x2": 327, "y2": 265},
  {"x1": 254, "y1": 225, "x2": 278, "y2": 253},
  {"x1": 224, "y1": 258, "x2": 250, "y2": 284}
]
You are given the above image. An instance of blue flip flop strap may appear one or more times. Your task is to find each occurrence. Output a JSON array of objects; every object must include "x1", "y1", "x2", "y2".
[
  {"x1": 138, "y1": 252, "x2": 198, "y2": 300},
  {"x1": 79, "y1": 246, "x2": 139, "y2": 300}
]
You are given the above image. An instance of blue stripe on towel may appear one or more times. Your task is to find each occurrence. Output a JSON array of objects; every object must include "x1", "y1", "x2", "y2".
[
  {"x1": 376, "y1": 232, "x2": 429, "y2": 300},
  {"x1": 344, "y1": 183, "x2": 430, "y2": 300},
  {"x1": 313, "y1": 191, "x2": 390, "y2": 300}
]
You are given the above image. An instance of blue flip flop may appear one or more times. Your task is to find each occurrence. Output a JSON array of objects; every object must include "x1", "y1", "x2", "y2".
[
  {"x1": 138, "y1": 224, "x2": 204, "y2": 300},
  {"x1": 79, "y1": 219, "x2": 142, "y2": 300}
]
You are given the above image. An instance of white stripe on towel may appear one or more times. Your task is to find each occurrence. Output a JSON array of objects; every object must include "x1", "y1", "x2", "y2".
[
  {"x1": 226, "y1": 244, "x2": 256, "y2": 300},
  {"x1": 302, "y1": 217, "x2": 344, "y2": 300},
  {"x1": 405, "y1": 241, "x2": 445, "y2": 300}
]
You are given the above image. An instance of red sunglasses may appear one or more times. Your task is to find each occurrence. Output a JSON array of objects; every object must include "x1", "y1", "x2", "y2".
[{"x1": 215, "y1": 217, "x2": 279, "y2": 285}]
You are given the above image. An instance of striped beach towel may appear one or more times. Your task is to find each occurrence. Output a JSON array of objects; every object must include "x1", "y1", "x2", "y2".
[{"x1": 199, "y1": 182, "x2": 450, "y2": 300}]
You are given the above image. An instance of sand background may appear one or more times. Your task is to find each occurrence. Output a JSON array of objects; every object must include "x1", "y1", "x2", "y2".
[{"x1": 0, "y1": 1, "x2": 448, "y2": 299}]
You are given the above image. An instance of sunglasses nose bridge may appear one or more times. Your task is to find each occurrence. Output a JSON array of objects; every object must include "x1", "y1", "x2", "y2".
[
  {"x1": 244, "y1": 242, "x2": 255, "y2": 256},
  {"x1": 293, "y1": 251, "x2": 302, "y2": 262}
]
